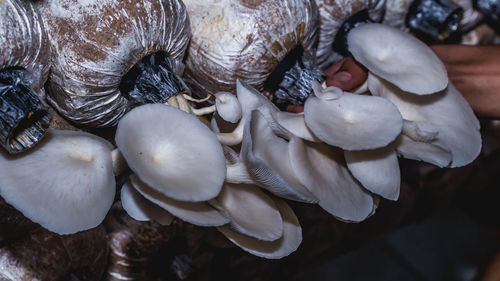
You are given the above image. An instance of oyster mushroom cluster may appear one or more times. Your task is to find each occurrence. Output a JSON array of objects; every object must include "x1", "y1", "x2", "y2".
[
  {"x1": 116, "y1": 103, "x2": 303, "y2": 259},
  {"x1": 120, "y1": 20, "x2": 482, "y2": 256},
  {"x1": 0, "y1": 0, "x2": 483, "y2": 263}
]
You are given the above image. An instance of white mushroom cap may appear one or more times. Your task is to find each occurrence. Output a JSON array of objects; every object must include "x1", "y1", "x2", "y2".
[
  {"x1": 215, "y1": 91, "x2": 242, "y2": 123},
  {"x1": 288, "y1": 138, "x2": 374, "y2": 222},
  {"x1": 402, "y1": 119, "x2": 439, "y2": 142},
  {"x1": 275, "y1": 111, "x2": 321, "y2": 142},
  {"x1": 395, "y1": 135, "x2": 452, "y2": 167},
  {"x1": 348, "y1": 23, "x2": 448, "y2": 95},
  {"x1": 211, "y1": 183, "x2": 283, "y2": 242},
  {"x1": 0, "y1": 130, "x2": 115, "y2": 235},
  {"x1": 121, "y1": 181, "x2": 174, "y2": 226},
  {"x1": 344, "y1": 146, "x2": 401, "y2": 201},
  {"x1": 368, "y1": 73, "x2": 481, "y2": 167},
  {"x1": 115, "y1": 104, "x2": 226, "y2": 202},
  {"x1": 130, "y1": 175, "x2": 229, "y2": 227},
  {"x1": 304, "y1": 82, "x2": 403, "y2": 151},
  {"x1": 241, "y1": 111, "x2": 318, "y2": 203},
  {"x1": 393, "y1": 120, "x2": 452, "y2": 167},
  {"x1": 218, "y1": 198, "x2": 301, "y2": 259}
]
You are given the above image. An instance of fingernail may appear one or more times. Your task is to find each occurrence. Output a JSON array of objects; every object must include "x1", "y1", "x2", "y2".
[{"x1": 333, "y1": 71, "x2": 352, "y2": 82}]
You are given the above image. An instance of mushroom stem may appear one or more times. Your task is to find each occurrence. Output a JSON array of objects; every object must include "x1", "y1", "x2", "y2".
[
  {"x1": 112, "y1": 148, "x2": 129, "y2": 176},
  {"x1": 176, "y1": 94, "x2": 191, "y2": 113},
  {"x1": 165, "y1": 95, "x2": 179, "y2": 108},
  {"x1": 182, "y1": 93, "x2": 212, "y2": 103},
  {"x1": 165, "y1": 94, "x2": 217, "y2": 116},
  {"x1": 0, "y1": 68, "x2": 52, "y2": 154},
  {"x1": 189, "y1": 105, "x2": 217, "y2": 116},
  {"x1": 216, "y1": 119, "x2": 245, "y2": 146}
]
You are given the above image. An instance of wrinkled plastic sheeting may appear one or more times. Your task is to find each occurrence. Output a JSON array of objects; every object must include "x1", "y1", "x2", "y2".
[
  {"x1": 0, "y1": 70, "x2": 47, "y2": 151},
  {"x1": 120, "y1": 52, "x2": 189, "y2": 107},
  {"x1": 183, "y1": 0, "x2": 319, "y2": 98},
  {"x1": 315, "y1": 0, "x2": 386, "y2": 68},
  {"x1": 0, "y1": 0, "x2": 50, "y2": 99},
  {"x1": 39, "y1": 0, "x2": 191, "y2": 127}
]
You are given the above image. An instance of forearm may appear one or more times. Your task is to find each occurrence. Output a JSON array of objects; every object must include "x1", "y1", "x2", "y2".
[{"x1": 432, "y1": 45, "x2": 500, "y2": 118}]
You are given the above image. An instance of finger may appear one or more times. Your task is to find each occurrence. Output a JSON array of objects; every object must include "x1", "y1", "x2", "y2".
[
  {"x1": 286, "y1": 104, "x2": 304, "y2": 113},
  {"x1": 325, "y1": 58, "x2": 368, "y2": 91},
  {"x1": 325, "y1": 71, "x2": 352, "y2": 90},
  {"x1": 323, "y1": 58, "x2": 347, "y2": 76}
]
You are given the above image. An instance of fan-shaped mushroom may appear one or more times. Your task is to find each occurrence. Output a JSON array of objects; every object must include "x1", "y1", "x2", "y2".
[
  {"x1": 368, "y1": 73, "x2": 481, "y2": 168},
  {"x1": 211, "y1": 183, "x2": 283, "y2": 241},
  {"x1": 39, "y1": 0, "x2": 191, "y2": 127},
  {"x1": 344, "y1": 145, "x2": 401, "y2": 201},
  {"x1": 115, "y1": 104, "x2": 226, "y2": 202},
  {"x1": 303, "y1": 82, "x2": 403, "y2": 150},
  {"x1": 129, "y1": 175, "x2": 229, "y2": 227},
  {"x1": 121, "y1": 181, "x2": 174, "y2": 226},
  {"x1": 183, "y1": 0, "x2": 322, "y2": 105},
  {"x1": 218, "y1": 198, "x2": 302, "y2": 259},
  {"x1": 0, "y1": 130, "x2": 115, "y2": 234},
  {"x1": 347, "y1": 23, "x2": 448, "y2": 95},
  {"x1": 288, "y1": 138, "x2": 375, "y2": 222},
  {"x1": 0, "y1": 0, "x2": 52, "y2": 153}
]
